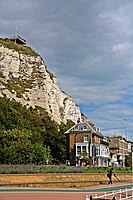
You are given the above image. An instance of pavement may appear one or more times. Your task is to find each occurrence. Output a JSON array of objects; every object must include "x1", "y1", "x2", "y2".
[
  {"x1": 80, "y1": 181, "x2": 133, "y2": 192},
  {"x1": 0, "y1": 181, "x2": 133, "y2": 200}
]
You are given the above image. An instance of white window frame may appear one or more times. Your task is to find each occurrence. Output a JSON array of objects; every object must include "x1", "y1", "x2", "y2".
[
  {"x1": 84, "y1": 134, "x2": 88, "y2": 142},
  {"x1": 75, "y1": 143, "x2": 89, "y2": 156}
]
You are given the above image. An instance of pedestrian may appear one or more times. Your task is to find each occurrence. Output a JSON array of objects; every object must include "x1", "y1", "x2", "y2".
[{"x1": 107, "y1": 167, "x2": 113, "y2": 184}]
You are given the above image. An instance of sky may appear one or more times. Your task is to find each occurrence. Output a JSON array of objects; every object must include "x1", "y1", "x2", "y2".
[{"x1": 0, "y1": 0, "x2": 133, "y2": 141}]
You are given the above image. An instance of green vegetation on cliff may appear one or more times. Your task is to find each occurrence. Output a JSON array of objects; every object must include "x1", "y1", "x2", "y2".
[
  {"x1": 0, "y1": 97, "x2": 73, "y2": 165},
  {"x1": 0, "y1": 38, "x2": 38, "y2": 57}
]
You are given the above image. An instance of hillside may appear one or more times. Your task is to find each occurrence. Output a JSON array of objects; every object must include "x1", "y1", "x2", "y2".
[
  {"x1": 0, "y1": 38, "x2": 83, "y2": 164},
  {"x1": 0, "y1": 38, "x2": 81, "y2": 124}
]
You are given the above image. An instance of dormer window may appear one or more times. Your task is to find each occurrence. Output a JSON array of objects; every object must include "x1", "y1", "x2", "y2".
[
  {"x1": 84, "y1": 125, "x2": 87, "y2": 129},
  {"x1": 75, "y1": 125, "x2": 78, "y2": 130}
]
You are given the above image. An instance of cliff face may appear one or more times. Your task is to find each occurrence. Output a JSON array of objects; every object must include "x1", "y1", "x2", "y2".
[{"x1": 0, "y1": 40, "x2": 81, "y2": 124}]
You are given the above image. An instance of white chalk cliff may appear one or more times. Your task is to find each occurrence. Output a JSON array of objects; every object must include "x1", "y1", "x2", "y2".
[{"x1": 0, "y1": 39, "x2": 81, "y2": 124}]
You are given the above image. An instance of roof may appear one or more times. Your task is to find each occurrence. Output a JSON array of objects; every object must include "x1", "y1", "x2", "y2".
[
  {"x1": 9, "y1": 35, "x2": 26, "y2": 45},
  {"x1": 64, "y1": 121, "x2": 97, "y2": 134},
  {"x1": 93, "y1": 131, "x2": 104, "y2": 138}
]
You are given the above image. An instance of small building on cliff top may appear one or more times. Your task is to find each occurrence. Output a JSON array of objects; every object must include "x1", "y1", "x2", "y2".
[{"x1": 9, "y1": 35, "x2": 26, "y2": 45}]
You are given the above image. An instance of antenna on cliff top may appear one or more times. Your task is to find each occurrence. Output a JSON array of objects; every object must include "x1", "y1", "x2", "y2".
[
  {"x1": 15, "y1": 25, "x2": 18, "y2": 37},
  {"x1": 10, "y1": 25, "x2": 26, "y2": 45}
]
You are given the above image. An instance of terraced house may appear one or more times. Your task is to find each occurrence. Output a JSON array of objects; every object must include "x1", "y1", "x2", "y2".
[
  {"x1": 65, "y1": 120, "x2": 110, "y2": 166},
  {"x1": 107, "y1": 135, "x2": 132, "y2": 167}
]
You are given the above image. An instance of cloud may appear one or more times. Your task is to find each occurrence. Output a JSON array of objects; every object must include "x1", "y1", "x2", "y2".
[
  {"x1": 0, "y1": 0, "x2": 133, "y2": 140},
  {"x1": 112, "y1": 42, "x2": 132, "y2": 54}
]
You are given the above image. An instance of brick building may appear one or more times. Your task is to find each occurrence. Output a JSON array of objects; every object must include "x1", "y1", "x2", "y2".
[
  {"x1": 65, "y1": 121, "x2": 110, "y2": 166},
  {"x1": 107, "y1": 135, "x2": 131, "y2": 167}
]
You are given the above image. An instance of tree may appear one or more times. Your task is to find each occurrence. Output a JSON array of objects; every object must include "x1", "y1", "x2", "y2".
[
  {"x1": 32, "y1": 144, "x2": 51, "y2": 164},
  {"x1": 0, "y1": 97, "x2": 71, "y2": 164},
  {"x1": 58, "y1": 121, "x2": 75, "y2": 163},
  {"x1": 0, "y1": 129, "x2": 33, "y2": 164},
  {"x1": 0, "y1": 98, "x2": 23, "y2": 130},
  {"x1": 125, "y1": 153, "x2": 132, "y2": 167}
]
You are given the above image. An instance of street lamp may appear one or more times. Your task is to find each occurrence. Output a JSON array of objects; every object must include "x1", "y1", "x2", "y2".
[
  {"x1": 131, "y1": 142, "x2": 133, "y2": 182},
  {"x1": 132, "y1": 149, "x2": 133, "y2": 182},
  {"x1": 122, "y1": 136, "x2": 125, "y2": 168}
]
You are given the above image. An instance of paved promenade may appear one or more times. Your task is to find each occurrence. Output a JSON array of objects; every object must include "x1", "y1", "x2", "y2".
[{"x1": 0, "y1": 181, "x2": 132, "y2": 200}]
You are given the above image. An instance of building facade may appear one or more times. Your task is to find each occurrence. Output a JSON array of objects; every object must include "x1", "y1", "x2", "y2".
[
  {"x1": 65, "y1": 121, "x2": 110, "y2": 166},
  {"x1": 107, "y1": 135, "x2": 131, "y2": 167}
]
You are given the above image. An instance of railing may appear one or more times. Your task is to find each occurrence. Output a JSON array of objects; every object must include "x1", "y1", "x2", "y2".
[{"x1": 86, "y1": 187, "x2": 133, "y2": 200}]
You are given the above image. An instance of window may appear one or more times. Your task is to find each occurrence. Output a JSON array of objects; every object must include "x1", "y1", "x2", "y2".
[
  {"x1": 84, "y1": 134, "x2": 88, "y2": 142},
  {"x1": 104, "y1": 149, "x2": 107, "y2": 155},
  {"x1": 84, "y1": 125, "x2": 87, "y2": 129},
  {"x1": 75, "y1": 125, "x2": 78, "y2": 130},
  {"x1": 96, "y1": 146, "x2": 100, "y2": 156},
  {"x1": 77, "y1": 146, "x2": 81, "y2": 155},
  {"x1": 114, "y1": 154, "x2": 117, "y2": 159},
  {"x1": 82, "y1": 146, "x2": 86, "y2": 153}
]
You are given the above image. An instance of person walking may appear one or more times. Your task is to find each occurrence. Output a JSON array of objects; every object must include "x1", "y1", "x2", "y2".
[{"x1": 107, "y1": 167, "x2": 113, "y2": 184}]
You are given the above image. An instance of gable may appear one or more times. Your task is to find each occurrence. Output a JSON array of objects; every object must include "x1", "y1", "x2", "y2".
[{"x1": 65, "y1": 122, "x2": 96, "y2": 134}]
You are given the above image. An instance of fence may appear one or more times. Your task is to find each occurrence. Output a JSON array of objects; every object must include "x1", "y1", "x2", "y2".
[{"x1": 86, "y1": 187, "x2": 133, "y2": 200}]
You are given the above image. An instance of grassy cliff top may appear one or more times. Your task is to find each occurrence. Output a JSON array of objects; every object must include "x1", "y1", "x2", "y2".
[{"x1": 0, "y1": 38, "x2": 39, "y2": 57}]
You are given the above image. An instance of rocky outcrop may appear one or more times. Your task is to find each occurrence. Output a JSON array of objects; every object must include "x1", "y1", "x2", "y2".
[{"x1": 0, "y1": 41, "x2": 81, "y2": 124}]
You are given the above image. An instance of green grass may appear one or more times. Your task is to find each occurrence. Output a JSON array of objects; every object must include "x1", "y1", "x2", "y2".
[
  {"x1": 4, "y1": 78, "x2": 33, "y2": 98},
  {"x1": 0, "y1": 38, "x2": 38, "y2": 57}
]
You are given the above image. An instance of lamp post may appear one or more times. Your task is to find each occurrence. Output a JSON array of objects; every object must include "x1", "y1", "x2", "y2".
[
  {"x1": 132, "y1": 149, "x2": 133, "y2": 182},
  {"x1": 122, "y1": 136, "x2": 125, "y2": 167},
  {"x1": 131, "y1": 143, "x2": 133, "y2": 182}
]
